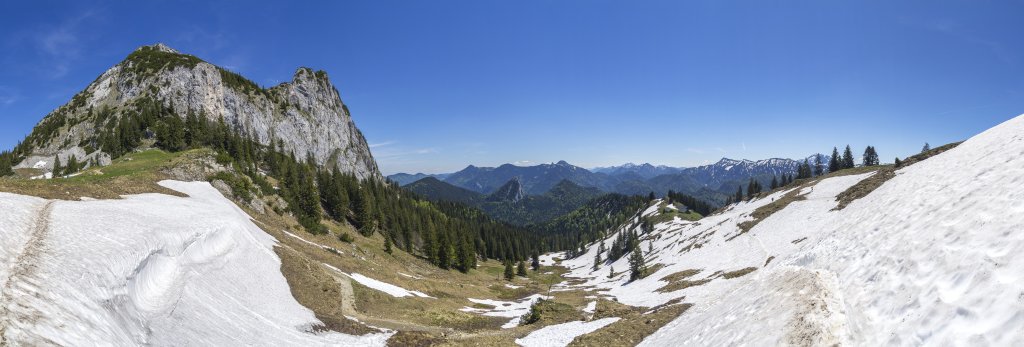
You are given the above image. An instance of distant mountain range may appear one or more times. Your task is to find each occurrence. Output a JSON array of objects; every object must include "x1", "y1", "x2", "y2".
[
  {"x1": 388, "y1": 173, "x2": 451, "y2": 186},
  {"x1": 389, "y1": 155, "x2": 828, "y2": 205},
  {"x1": 405, "y1": 177, "x2": 603, "y2": 225}
]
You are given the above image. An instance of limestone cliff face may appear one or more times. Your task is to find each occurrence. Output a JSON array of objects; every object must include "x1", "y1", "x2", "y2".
[{"x1": 18, "y1": 43, "x2": 381, "y2": 181}]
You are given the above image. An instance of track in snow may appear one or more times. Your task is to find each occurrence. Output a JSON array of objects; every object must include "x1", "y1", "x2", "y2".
[{"x1": 0, "y1": 200, "x2": 55, "y2": 343}]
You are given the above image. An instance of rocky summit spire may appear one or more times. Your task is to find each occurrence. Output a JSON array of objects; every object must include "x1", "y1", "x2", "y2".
[{"x1": 14, "y1": 43, "x2": 381, "y2": 180}]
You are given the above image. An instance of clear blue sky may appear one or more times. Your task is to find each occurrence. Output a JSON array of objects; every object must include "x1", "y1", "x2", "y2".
[{"x1": 1, "y1": 1, "x2": 1022, "y2": 174}]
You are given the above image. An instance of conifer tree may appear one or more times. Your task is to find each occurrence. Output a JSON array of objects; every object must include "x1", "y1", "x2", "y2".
[
  {"x1": 842, "y1": 145, "x2": 855, "y2": 169},
  {"x1": 504, "y1": 261, "x2": 514, "y2": 281},
  {"x1": 67, "y1": 155, "x2": 79, "y2": 175},
  {"x1": 52, "y1": 156, "x2": 63, "y2": 177},
  {"x1": 862, "y1": 146, "x2": 879, "y2": 166},
  {"x1": 629, "y1": 242, "x2": 647, "y2": 281},
  {"x1": 384, "y1": 234, "x2": 393, "y2": 254},
  {"x1": 828, "y1": 147, "x2": 841, "y2": 172},
  {"x1": 894, "y1": 157, "x2": 902, "y2": 167},
  {"x1": 770, "y1": 176, "x2": 779, "y2": 190},
  {"x1": 608, "y1": 266, "x2": 615, "y2": 279},
  {"x1": 814, "y1": 154, "x2": 824, "y2": 176},
  {"x1": 517, "y1": 261, "x2": 528, "y2": 277},
  {"x1": 531, "y1": 251, "x2": 540, "y2": 271},
  {"x1": 922, "y1": 143, "x2": 931, "y2": 153},
  {"x1": 735, "y1": 185, "x2": 744, "y2": 202}
]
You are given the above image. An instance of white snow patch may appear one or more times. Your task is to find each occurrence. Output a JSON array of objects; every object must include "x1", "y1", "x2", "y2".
[
  {"x1": 460, "y1": 294, "x2": 551, "y2": 329},
  {"x1": 350, "y1": 273, "x2": 433, "y2": 298},
  {"x1": 505, "y1": 283, "x2": 522, "y2": 289},
  {"x1": 583, "y1": 301, "x2": 597, "y2": 314},
  {"x1": 0, "y1": 180, "x2": 389, "y2": 346},
  {"x1": 515, "y1": 317, "x2": 621, "y2": 347},
  {"x1": 282, "y1": 229, "x2": 343, "y2": 254}
]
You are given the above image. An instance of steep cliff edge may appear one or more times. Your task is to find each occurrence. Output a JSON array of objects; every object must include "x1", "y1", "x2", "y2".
[{"x1": 14, "y1": 43, "x2": 380, "y2": 180}]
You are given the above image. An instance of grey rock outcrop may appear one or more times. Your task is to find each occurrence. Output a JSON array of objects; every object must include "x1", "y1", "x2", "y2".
[{"x1": 17, "y1": 43, "x2": 381, "y2": 180}]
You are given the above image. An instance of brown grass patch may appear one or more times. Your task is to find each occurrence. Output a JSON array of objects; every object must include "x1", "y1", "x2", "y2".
[
  {"x1": 655, "y1": 270, "x2": 708, "y2": 293},
  {"x1": 568, "y1": 302, "x2": 692, "y2": 347},
  {"x1": 722, "y1": 267, "x2": 758, "y2": 279},
  {"x1": 276, "y1": 246, "x2": 378, "y2": 335},
  {"x1": 387, "y1": 331, "x2": 446, "y2": 347}
]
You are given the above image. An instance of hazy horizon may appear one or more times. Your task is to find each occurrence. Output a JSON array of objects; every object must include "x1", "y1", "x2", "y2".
[{"x1": 2, "y1": 1, "x2": 1021, "y2": 174}]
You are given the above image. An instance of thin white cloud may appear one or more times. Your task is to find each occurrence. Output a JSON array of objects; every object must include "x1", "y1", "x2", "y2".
[
  {"x1": 369, "y1": 141, "x2": 396, "y2": 148},
  {"x1": 31, "y1": 11, "x2": 99, "y2": 79},
  {"x1": 0, "y1": 87, "x2": 20, "y2": 106}
]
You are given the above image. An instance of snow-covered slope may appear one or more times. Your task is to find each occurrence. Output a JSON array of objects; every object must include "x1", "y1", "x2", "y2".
[
  {"x1": 0, "y1": 181, "x2": 389, "y2": 346},
  {"x1": 553, "y1": 115, "x2": 1024, "y2": 346}
]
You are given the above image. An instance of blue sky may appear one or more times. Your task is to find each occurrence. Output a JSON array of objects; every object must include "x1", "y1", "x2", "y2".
[{"x1": 1, "y1": 1, "x2": 1022, "y2": 174}]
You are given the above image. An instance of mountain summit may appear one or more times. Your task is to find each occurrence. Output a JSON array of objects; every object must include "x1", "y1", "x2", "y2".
[{"x1": 14, "y1": 44, "x2": 380, "y2": 180}]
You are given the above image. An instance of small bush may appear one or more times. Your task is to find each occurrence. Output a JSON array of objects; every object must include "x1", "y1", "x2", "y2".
[
  {"x1": 338, "y1": 232, "x2": 355, "y2": 243},
  {"x1": 521, "y1": 299, "x2": 546, "y2": 325}
]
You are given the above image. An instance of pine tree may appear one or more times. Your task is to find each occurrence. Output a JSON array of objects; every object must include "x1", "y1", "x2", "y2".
[
  {"x1": 922, "y1": 143, "x2": 931, "y2": 153},
  {"x1": 828, "y1": 147, "x2": 841, "y2": 173},
  {"x1": 608, "y1": 266, "x2": 615, "y2": 279},
  {"x1": 814, "y1": 154, "x2": 824, "y2": 176},
  {"x1": 735, "y1": 185, "x2": 744, "y2": 202},
  {"x1": 629, "y1": 242, "x2": 647, "y2": 281},
  {"x1": 894, "y1": 157, "x2": 902, "y2": 167},
  {"x1": 593, "y1": 251, "x2": 602, "y2": 271},
  {"x1": 504, "y1": 261, "x2": 514, "y2": 281},
  {"x1": 66, "y1": 155, "x2": 79, "y2": 175},
  {"x1": 770, "y1": 176, "x2": 779, "y2": 190},
  {"x1": 842, "y1": 145, "x2": 855, "y2": 169},
  {"x1": 517, "y1": 261, "x2": 528, "y2": 277},
  {"x1": 531, "y1": 251, "x2": 540, "y2": 271},
  {"x1": 862, "y1": 146, "x2": 879, "y2": 166},
  {"x1": 52, "y1": 156, "x2": 63, "y2": 177},
  {"x1": 384, "y1": 234, "x2": 393, "y2": 254}
]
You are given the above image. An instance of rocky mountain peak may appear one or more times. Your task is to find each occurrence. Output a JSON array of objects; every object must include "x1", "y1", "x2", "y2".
[
  {"x1": 14, "y1": 44, "x2": 382, "y2": 181},
  {"x1": 487, "y1": 177, "x2": 526, "y2": 203}
]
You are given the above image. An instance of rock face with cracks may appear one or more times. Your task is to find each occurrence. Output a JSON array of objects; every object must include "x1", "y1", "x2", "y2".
[{"x1": 16, "y1": 43, "x2": 380, "y2": 181}]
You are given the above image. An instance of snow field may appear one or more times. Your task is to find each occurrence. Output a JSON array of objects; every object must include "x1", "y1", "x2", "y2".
[
  {"x1": 0, "y1": 181, "x2": 391, "y2": 346},
  {"x1": 514, "y1": 317, "x2": 621, "y2": 347},
  {"x1": 551, "y1": 115, "x2": 1024, "y2": 346}
]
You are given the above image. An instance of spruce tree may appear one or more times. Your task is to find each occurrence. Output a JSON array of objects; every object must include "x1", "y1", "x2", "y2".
[
  {"x1": 531, "y1": 251, "x2": 540, "y2": 271},
  {"x1": 52, "y1": 156, "x2": 63, "y2": 177},
  {"x1": 862, "y1": 146, "x2": 879, "y2": 166},
  {"x1": 814, "y1": 154, "x2": 824, "y2": 176},
  {"x1": 517, "y1": 261, "x2": 528, "y2": 277},
  {"x1": 384, "y1": 234, "x2": 393, "y2": 254},
  {"x1": 593, "y1": 251, "x2": 602, "y2": 271},
  {"x1": 894, "y1": 157, "x2": 902, "y2": 167},
  {"x1": 922, "y1": 143, "x2": 931, "y2": 153},
  {"x1": 504, "y1": 261, "x2": 514, "y2": 281},
  {"x1": 67, "y1": 155, "x2": 79, "y2": 175},
  {"x1": 770, "y1": 176, "x2": 779, "y2": 190},
  {"x1": 842, "y1": 145, "x2": 855, "y2": 169},
  {"x1": 628, "y1": 242, "x2": 647, "y2": 281},
  {"x1": 735, "y1": 185, "x2": 743, "y2": 202},
  {"x1": 828, "y1": 147, "x2": 841, "y2": 172},
  {"x1": 608, "y1": 266, "x2": 615, "y2": 279}
]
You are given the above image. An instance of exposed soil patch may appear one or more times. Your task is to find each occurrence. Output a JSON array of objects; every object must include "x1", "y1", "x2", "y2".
[{"x1": 275, "y1": 245, "x2": 378, "y2": 335}]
